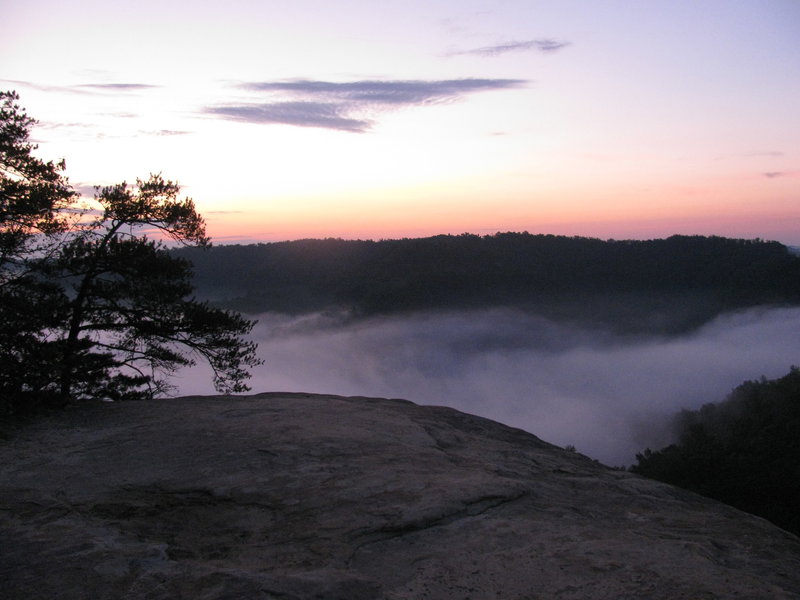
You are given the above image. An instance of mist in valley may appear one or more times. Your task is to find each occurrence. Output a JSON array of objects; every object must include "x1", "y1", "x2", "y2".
[{"x1": 175, "y1": 306, "x2": 800, "y2": 466}]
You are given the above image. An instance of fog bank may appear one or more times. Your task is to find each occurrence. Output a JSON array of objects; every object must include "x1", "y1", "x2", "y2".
[{"x1": 175, "y1": 306, "x2": 800, "y2": 465}]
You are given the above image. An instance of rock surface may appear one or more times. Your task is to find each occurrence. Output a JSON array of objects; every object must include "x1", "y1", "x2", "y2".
[{"x1": 2, "y1": 393, "x2": 799, "y2": 599}]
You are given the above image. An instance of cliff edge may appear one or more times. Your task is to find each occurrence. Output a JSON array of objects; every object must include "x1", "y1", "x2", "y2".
[{"x1": 2, "y1": 393, "x2": 799, "y2": 599}]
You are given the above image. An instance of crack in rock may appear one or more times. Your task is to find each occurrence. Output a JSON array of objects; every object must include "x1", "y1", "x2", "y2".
[{"x1": 349, "y1": 491, "x2": 528, "y2": 560}]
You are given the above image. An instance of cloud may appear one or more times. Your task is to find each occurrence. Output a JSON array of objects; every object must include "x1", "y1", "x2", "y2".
[
  {"x1": 77, "y1": 83, "x2": 159, "y2": 92},
  {"x1": 146, "y1": 129, "x2": 190, "y2": 137},
  {"x1": 1, "y1": 80, "x2": 158, "y2": 95},
  {"x1": 449, "y1": 39, "x2": 571, "y2": 57},
  {"x1": 205, "y1": 78, "x2": 526, "y2": 132},
  {"x1": 28, "y1": 122, "x2": 96, "y2": 145},
  {"x1": 206, "y1": 101, "x2": 371, "y2": 132},
  {"x1": 0, "y1": 80, "x2": 88, "y2": 95},
  {"x1": 174, "y1": 306, "x2": 800, "y2": 466},
  {"x1": 762, "y1": 171, "x2": 800, "y2": 179},
  {"x1": 37, "y1": 120, "x2": 95, "y2": 131},
  {"x1": 241, "y1": 78, "x2": 526, "y2": 105}
]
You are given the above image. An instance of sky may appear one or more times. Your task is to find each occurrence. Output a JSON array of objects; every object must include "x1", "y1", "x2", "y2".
[{"x1": 2, "y1": 0, "x2": 799, "y2": 244}]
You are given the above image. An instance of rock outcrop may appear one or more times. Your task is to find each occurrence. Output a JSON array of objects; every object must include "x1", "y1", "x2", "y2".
[{"x1": 2, "y1": 393, "x2": 799, "y2": 599}]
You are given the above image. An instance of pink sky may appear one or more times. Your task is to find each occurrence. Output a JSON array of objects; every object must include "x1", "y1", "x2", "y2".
[{"x1": 3, "y1": 0, "x2": 799, "y2": 244}]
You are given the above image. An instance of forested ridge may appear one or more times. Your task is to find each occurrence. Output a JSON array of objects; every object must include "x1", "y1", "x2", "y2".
[
  {"x1": 632, "y1": 367, "x2": 800, "y2": 536},
  {"x1": 175, "y1": 233, "x2": 800, "y2": 333}
]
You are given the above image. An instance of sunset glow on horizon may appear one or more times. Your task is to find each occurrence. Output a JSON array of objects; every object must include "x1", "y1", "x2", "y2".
[{"x1": 3, "y1": 1, "x2": 799, "y2": 245}]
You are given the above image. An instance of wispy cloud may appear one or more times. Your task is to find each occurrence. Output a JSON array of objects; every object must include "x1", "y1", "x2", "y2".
[
  {"x1": 204, "y1": 78, "x2": 526, "y2": 132},
  {"x1": 0, "y1": 79, "x2": 86, "y2": 94},
  {"x1": 1, "y1": 80, "x2": 158, "y2": 95},
  {"x1": 207, "y1": 101, "x2": 370, "y2": 133},
  {"x1": 449, "y1": 39, "x2": 571, "y2": 57},
  {"x1": 37, "y1": 121, "x2": 95, "y2": 131},
  {"x1": 77, "y1": 83, "x2": 159, "y2": 91},
  {"x1": 762, "y1": 171, "x2": 799, "y2": 179},
  {"x1": 240, "y1": 79, "x2": 526, "y2": 104},
  {"x1": 147, "y1": 129, "x2": 190, "y2": 137}
]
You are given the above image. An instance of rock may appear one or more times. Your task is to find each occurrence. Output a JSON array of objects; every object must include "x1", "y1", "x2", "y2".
[{"x1": 1, "y1": 393, "x2": 799, "y2": 599}]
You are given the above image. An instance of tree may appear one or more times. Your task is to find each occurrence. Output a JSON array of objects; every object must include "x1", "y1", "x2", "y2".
[
  {"x1": 52, "y1": 175, "x2": 261, "y2": 403},
  {"x1": 0, "y1": 92, "x2": 260, "y2": 412},
  {"x1": 0, "y1": 90, "x2": 75, "y2": 279},
  {"x1": 1, "y1": 90, "x2": 78, "y2": 411}
]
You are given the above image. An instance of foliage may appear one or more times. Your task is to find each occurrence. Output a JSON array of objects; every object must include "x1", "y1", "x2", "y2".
[
  {"x1": 0, "y1": 92, "x2": 260, "y2": 414},
  {"x1": 52, "y1": 176, "x2": 261, "y2": 403},
  {"x1": 1, "y1": 90, "x2": 78, "y2": 411},
  {"x1": 631, "y1": 367, "x2": 800, "y2": 536},
  {"x1": 0, "y1": 90, "x2": 76, "y2": 278},
  {"x1": 175, "y1": 233, "x2": 800, "y2": 333}
]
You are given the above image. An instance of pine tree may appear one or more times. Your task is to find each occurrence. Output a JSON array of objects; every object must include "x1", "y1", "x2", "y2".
[{"x1": 1, "y1": 91, "x2": 260, "y2": 412}]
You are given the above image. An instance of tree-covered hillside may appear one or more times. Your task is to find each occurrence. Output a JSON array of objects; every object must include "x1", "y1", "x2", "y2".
[
  {"x1": 631, "y1": 368, "x2": 800, "y2": 536},
  {"x1": 175, "y1": 233, "x2": 800, "y2": 333}
]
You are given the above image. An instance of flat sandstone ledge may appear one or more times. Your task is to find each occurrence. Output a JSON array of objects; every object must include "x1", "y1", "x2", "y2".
[{"x1": 2, "y1": 393, "x2": 799, "y2": 599}]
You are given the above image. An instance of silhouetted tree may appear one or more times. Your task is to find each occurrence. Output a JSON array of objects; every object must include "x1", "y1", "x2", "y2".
[
  {"x1": 0, "y1": 90, "x2": 76, "y2": 277},
  {"x1": 54, "y1": 175, "x2": 258, "y2": 400},
  {"x1": 51, "y1": 175, "x2": 261, "y2": 403},
  {"x1": 0, "y1": 92, "x2": 260, "y2": 412},
  {"x1": 1, "y1": 90, "x2": 78, "y2": 411}
]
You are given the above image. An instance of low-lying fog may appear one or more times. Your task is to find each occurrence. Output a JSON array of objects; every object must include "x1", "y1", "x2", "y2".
[{"x1": 175, "y1": 306, "x2": 800, "y2": 466}]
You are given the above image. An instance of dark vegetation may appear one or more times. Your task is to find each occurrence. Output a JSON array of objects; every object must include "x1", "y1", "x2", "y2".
[
  {"x1": 632, "y1": 368, "x2": 800, "y2": 537},
  {"x1": 175, "y1": 233, "x2": 800, "y2": 334},
  {"x1": 0, "y1": 91, "x2": 259, "y2": 415}
]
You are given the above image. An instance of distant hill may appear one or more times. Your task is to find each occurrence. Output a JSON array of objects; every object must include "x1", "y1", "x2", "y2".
[{"x1": 174, "y1": 233, "x2": 800, "y2": 334}]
